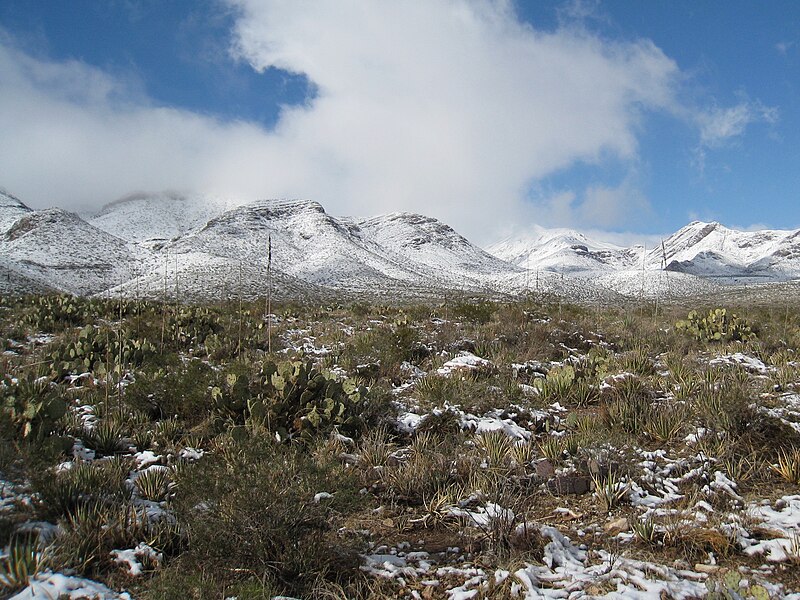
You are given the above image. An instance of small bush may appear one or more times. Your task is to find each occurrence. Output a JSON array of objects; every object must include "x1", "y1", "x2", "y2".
[{"x1": 174, "y1": 436, "x2": 365, "y2": 594}]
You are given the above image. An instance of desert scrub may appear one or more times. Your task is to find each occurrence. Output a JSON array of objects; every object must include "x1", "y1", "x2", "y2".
[{"x1": 173, "y1": 435, "x2": 365, "y2": 595}]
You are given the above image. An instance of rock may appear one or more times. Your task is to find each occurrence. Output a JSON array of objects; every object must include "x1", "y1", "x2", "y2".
[
  {"x1": 604, "y1": 517, "x2": 629, "y2": 535},
  {"x1": 547, "y1": 474, "x2": 592, "y2": 495},
  {"x1": 535, "y1": 459, "x2": 556, "y2": 479},
  {"x1": 694, "y1": 564, "x2": 721, "y2": 574}
]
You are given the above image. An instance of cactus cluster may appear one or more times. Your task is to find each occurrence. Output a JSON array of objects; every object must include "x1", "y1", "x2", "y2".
[
  {"x1": 22, "y1": 295, "x2": 141, "y2": 332},
  {"x1": 210, "y1": 371, "x2": 250, "y2": 420},
  {"x1": 49, "y1": 325, "x2": 156, "y2": 378},
  {"x1": 170, "y1": 306, "x2": 221, "y2": 346},
  {"x1": 251, "y1": 359, "x2": 367, "y2": 439},
  {"x1": 1, "y1": 373, "x2": 67, "y2": 438},
  {"x1": 209, "y1": 359, "x2": 367, "y2": 439},
  {"x1": 23, "y1": 294, "x2": 86, "y2": 331},
  {"x1": 675, "y1": 308, "x2": 755, "y2": 343}
]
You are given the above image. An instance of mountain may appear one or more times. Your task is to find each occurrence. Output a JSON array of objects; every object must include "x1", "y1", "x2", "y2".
[
  {"x1": 1, "y1": 208, "x2": 148, "y2": 295},
  {"x1": 649, "y1": 221, "x2": 800, "y2": 280},
  {"x1": 487, "y1": 227, "x2": 641, "y2": 273},
  {"x1": 90, "y1": 192, "x2": 239, "y2": 247},
  {"x1": 2, "y1": 186, "x2": 800, "y2": 302},
  {"x1": 0, "y1": 189, "x2": 33, "y2": 234},
  {"x1": 355, "y1": 212, "x2": 522, "y2": 287}
]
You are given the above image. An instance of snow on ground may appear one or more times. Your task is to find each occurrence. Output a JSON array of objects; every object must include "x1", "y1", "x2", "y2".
[
  {"x1": 755, "y1": 393, "x2": 800, "y2": 434},
  {"x1": 7, "y1": 572, "x2": 133, "y2": 600},
  {"x1": 744, "y1": 496, "x2": 800, "y2": 562},
  {"x1": 363, "y1": 523, "x2": 712, "y2": 599},
  {"x1": 436, "y1": 352, "x2": 495, "y2": 377},
  {"x1": 709, "y1": 352, "x2": 772, "y2": 375}
]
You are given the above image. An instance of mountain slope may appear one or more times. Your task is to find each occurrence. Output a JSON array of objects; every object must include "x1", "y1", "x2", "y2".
[
  {"x1": 0, "y1": 189, "x2": 33, "y2": 234},
  {"x1": 4, "y1": 186, "x2": 800, "y2": 301},
  {"x1": 1, "y1": 208, "x2": 149, "y2": 295},
  {"x1": 650, "y1": 221, "x2": 800, "y2": 279},
  {"x1": 355, "y1": 212, "x2": 522, "y2": 286},
  {"x1": 171, "y1": 199, "x2": 428, "y2": 289},
  {"x1": 90, "y1": 192, "x2": 238, "y2": 247}
]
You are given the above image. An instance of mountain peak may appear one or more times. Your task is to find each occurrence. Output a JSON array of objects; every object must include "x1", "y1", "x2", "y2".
[{"x1": 0, "y1": 188, "x2": 32, "y2": 211}]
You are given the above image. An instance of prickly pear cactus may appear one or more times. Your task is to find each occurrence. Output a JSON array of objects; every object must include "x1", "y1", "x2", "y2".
[
  {"x1": 705, "y1": 570, "x2": 771, "y2": 600},
  {"x1": 675, "y1": 308, "x2": 755, "y2": 343},
  {"x1": 211, "y1": 371, "x2": 250, "y2": 420},
  {"x1": 23, "y1": 294, "x2": 86, "y2": 331},
  {"x1": 249, "y1": 359, "x2": 368, "y2": 440},
  {"x1": 1, "y1": 372, "x2": 67, "y2": 439},
  {"x1": 49, "y1": 326, "x2": 155, "y2": 378},
  {"x1": 170, "y1": 306, "x2": 220, "y2": 346}
]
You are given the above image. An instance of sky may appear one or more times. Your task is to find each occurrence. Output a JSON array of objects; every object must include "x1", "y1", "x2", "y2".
[{"x1": 0, "y1": 0, "x2": 798, "y2": 246}]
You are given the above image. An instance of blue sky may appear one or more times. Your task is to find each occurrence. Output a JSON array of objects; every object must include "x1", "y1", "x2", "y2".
[{"x1": 0, "y1": 0, "x2": 798, "y2": 244}]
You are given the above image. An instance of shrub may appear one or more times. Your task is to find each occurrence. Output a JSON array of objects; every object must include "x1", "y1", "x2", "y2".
[{"x1": 174, "y1": 436, "x2": 364, "y2": 594}]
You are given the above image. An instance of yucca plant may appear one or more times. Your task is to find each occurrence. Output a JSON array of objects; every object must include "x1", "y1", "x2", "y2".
[
  {"x1": 621, "y1": 345, "x2": 655, "y2": 376},
  {"x1": 0, "y1": 536, "x2": 46, "y2": 592},
  {"x1": 538, "y1": 437, "x2": 564, "y2": 463},
  {"x1": 84, "y1": 419, "x2": 127, "y2": 456},
  {"x1": 476, "y1": 430, "x2": 515, "y2": 469},
  {"x1": 131, "y1": 427, "x2": 154, "y2": 452},
  {"x1": 357, "y1": 426, "x2": 396, "y2": 469},
  {"x1": 154, "y1": 417, "x2": 182, "y2": 446},
  {"x1": 592, "y1": 471, "x2": 629, "y2": 512},
  {"x1": 421, "y1": 485, "x2": 461, "y2": 527},
  {"x1": 789, "y1": 532, "x2": 800, "y2": 564},
  {"x1": 771, "y1": 448, "x2": 800, "y2": 484},
  {"x1": 570, "y1": 381, "x2": 597, "y2": 408},
  {"x1": 509, "y1": 440, "x2": 536, "y2": 470},
  {"x1": 58, "y1": 501, "x2": 150, "y2": 574},
  {"x1": 134, "y1": 467, "x2": 174, "y2": 502},
  {"x1": 643, "y1": 404, "x2": 686, "y2": 443},
  {"x1": 631, "y1": 517, "x2": 659, "y2": 546},
  {"x1": 721, "y1": 453, "x2": 758, "y2": 485},
  {"x1": 34, "y1": 459, "x2": 131, "y2": 519},
  {"x1": 561, "y1": 435, "x2": 580, "y2": 457}
]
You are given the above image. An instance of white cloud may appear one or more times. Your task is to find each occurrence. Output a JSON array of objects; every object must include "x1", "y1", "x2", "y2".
[
  {"x1": 0, "y1": 1, "x2": 732, "y2": 243},
  {"x1": 527, "y1": 176, "x2": 653, "y2": 231},
  {"x1": 696, "y1": 100, "x2": 778, "y2": 148},
  {"x1": 776, "y1": 40, "x2": 795, "y2": 56}
]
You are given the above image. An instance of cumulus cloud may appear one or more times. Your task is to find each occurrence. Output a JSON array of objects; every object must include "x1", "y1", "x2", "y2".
[{"x1": 0, "y1": 0, "x2": 733, "y2": 242}]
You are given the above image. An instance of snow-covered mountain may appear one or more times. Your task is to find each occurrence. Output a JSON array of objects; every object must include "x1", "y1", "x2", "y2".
[
  {"x1": 90, "y1": 192, "x2": 240, "y2": 247},
  {"x1": 356, "y1": 212, "x2": 522, "y2": 286},
  {"x1": 1, "y1": 207, "x2": 149, "y2": 295},
  {"x1": 2, "y1": 186, "x2": 799, "y2": 301},
  {"x1": 488, "y1": 226, "x2": 642, "y2": 273},
  {"x1": 0, "y1": 189, "x2": 32, "y2": 234},
  {"x1": 646, "y1": 221, "x2": 800, "y2": 280}
]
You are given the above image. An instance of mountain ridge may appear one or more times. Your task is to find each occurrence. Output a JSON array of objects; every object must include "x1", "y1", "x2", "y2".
[{"x1": 1, "y1": 188, "x2": 799, "y2": 301}]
